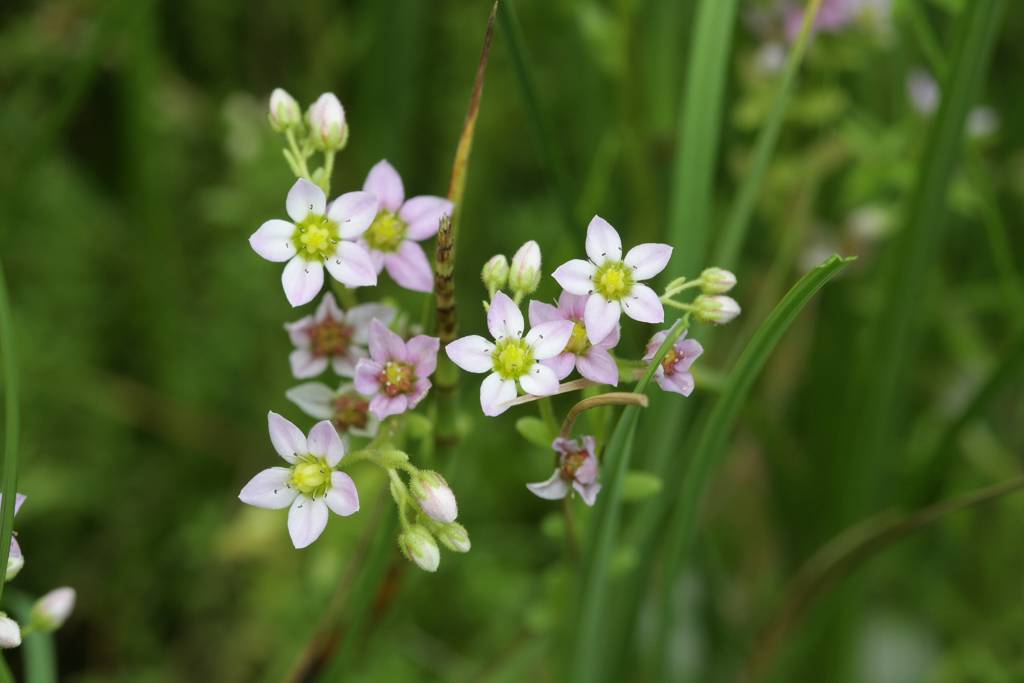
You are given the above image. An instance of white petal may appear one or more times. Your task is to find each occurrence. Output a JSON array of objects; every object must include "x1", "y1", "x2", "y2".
[
  {"x1": 585, "y1": 215, "x2": 622, "y2": 264},
  {"x1": 480, "y1": 373, "x2": 517, "y2": 417},
  {"x1": 282, "y1": 256, "x2": 325, "y2": 307},
  {"x1": 286, "y1": 178, "x2": 327, "y2": 223},
  {"x1": 574, "y1": 481, "x2": 602, "y2": 506},
  {"x1": 315, "y1": 292, "x2": 343, "y2": 322},
  {"x1": 622, "y1": 284, "x2": 665, "y2": 324},
  {"x1": 519, "y1": 363, "x2": 559, "y2": 396},
  {"x1": 268, "y1": 411, "x2": 306, "y2": 463},
  {"x1": 289, "y1": 349, "x2": 328, "y2": 379},
  {"x1": 552, "y1": 259, "x2": 597, "y2": 296},
  {"x1": 307, "y1": 420, "x2": 345, "y2": 466},
  {"x1": 288, "y1": 496, "x2": 329, "y2": 549},
  {"x1": 526, "y1": 472, "x2": 570, "y2": 500},
  {"x1": 525, "y1": 320, "x2": 575, "y2": 360},
  {"x1": 328, "y1": 191, "x2": 379, "y2": 239},
  {"x1": 346, "y1": 304, "x2": 397, "y2": 343},
  {"x1": 445, "y1": 335, "x2": 495, "y2": 373},
  {"x1": 325, "y1": 472, "x2": 360, "y2": 516},
  {"x1": 250, "y1": 219, "x2": 297, "y2": 262},
  {"x1": 285, "y1": 382, "x2": 336, "y2": 420},
  {"x1": 624, "y1": 243, "x2": 673, "y2": 280},
  {"x1": 239, "y1": 467, "x2": 298, "y2": 509},
  {"x1": 325, "y1": 241, "x2": 378, "y2": 288},
  {"x1": 487, "y1": 291, "x2": 525, "y2": 341},
  {"x1": 583, "y1": 295, "x2": 622, "y2": 345}
]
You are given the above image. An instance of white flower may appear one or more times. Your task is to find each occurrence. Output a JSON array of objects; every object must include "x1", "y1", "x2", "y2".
[
  {"x1": 284, "y1": 293, "x2": 395, "y2": 378},
  {"x1": 552, "y1": 216, "x2": 673, "y2": 344},
  {"x1": 239, "y1": 412, "x2": 360, "y2": 549},
  {"x1": 444, "y1": 292, "x2": 573, "y2": 416}
]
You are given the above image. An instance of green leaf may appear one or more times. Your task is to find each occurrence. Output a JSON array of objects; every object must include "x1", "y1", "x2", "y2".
[
  {"x1": 516, "y1": 416, "x2": 555, "y2": 449},
  {"x1": 0, "y1": 259, "x2": 20, "y2": 604},
  {"x1": 620, "y1": 471, "x2": 663, "y2": 503}
]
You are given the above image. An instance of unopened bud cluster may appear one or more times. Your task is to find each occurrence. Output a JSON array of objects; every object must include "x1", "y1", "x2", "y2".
[
  {"x1": 390, "y1": 465, "x2": 470, "y2": 572},
  {"x1": 266, "y1": 87, "x2": 351, "y2": 194},
  {"x1": 660, "y1": 267, "x2": 741, "y2": 326},
  {"x1": 480, "y1": 240, "x2": 542, "y2": 305}
]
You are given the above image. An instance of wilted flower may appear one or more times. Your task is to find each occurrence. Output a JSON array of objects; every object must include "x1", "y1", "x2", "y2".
[
  {"x1": 527, "y1": 436, "x2": 601, "y2": 506},
  {"x1": 0, "y1": 614, "x2": 19, "y2": 649},
  {"x1": 359, "y1": 160, "x2": 453, "y2": 292},
  {"x1": 481, "y1": 255, "x2": 509, "y2": 296},
  {"x1": 552, "y1": 216, "x2": 672, "y2": 344},
  {"x1": 239, "y1": 413, "x2": 359, "y2": 549},
  {"x1": 284, "y1": 293, "x2": 395, "y2": 378},
  {"x1": 445, "y1": 292, "x2": 574, "y2": 416},
  {"x1": 1, "y1": 493, "x2": 26, "y2": 581},
  {"x1": 249, "y1": 178, "x2": 379, "y2": 306},
  {"x1": 285, "y1": 382, "x2": 379, "y2": 439},
  {"x1": 306, "y1": 92, "x2": 347, "y2": 150},
  {"x1": 29, "y1": 587, "x2": 76, "y2": 631},
  {"x1": 354, "y1": 320, "x2": 439, "y2": 419},
  {"x1": 643, "y1": 330, "x2": 703, "y2": 396},
  {"x1": 528, "y1": 292, "x2": 619, "y2": 386},
  {"x1": 508, "y1": 241, "x2": 542, "y2": 297},
  {"x1": 693, "y1": 295, "x2": 741, "y2": 325},
  {"x1": 410, "y1": 471, "x2": 458, "y2": 523},
  {"x1": 398, "y1": 525, "x2": 440, "y2": 572},
  {"x1": 268, "y1": 88, "x2": 301, "y2": 132}
]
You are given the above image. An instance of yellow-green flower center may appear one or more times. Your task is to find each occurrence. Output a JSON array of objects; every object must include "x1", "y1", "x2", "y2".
[
  {"x1": 292, "y1": 214, "x2": 340, "y2": 262},
  {"x1": 593, "y1": 261, "x2": 634, "y2": 301},
  {"x1": 379, "y1": 361, "x2": 414, "y2": 396},
  {"x1": 492, "y1": 338, "x2": 534, "y2": 380},
  {"x1": 291, "y1": 456, "x2": 332, "y2": 497},
  {"x1": 565, "y1": 321, "x2": 590, "y2": 355},
  {"x1": 364, "y1": 210, "x2": 407, "y2": 253}
]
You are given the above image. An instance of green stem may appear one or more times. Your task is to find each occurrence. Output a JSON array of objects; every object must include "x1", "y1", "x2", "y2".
[
  {"x1": 285, "y1": 128, "x2": 311, "y2": 180},
  {"x1": 538, "y1": 398, "x2": 557, "y2": 436},
  {"x1": 0, "y1": 259, "x2": 21, "y2": 603}
]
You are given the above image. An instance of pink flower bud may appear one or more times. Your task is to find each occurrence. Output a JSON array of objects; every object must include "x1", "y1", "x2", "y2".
[
  {"x1": 509, "y1": 241, "x2": 541, "y2": 296},
  {"x1": 410, "y1": 471, "x2": 458, "y2": 523},
  {"x1": 30, "y1": 587, "x2": 76, "y2": 631},
  {"x1": 307, "y1": 93, "x2": 347, "y2": 150},
  {"x1": 268, "y1": 88, "x2": 301, "y2": 132},
  {"x1": 694, "y1": 295, "x2": 741, "y2": 325}
]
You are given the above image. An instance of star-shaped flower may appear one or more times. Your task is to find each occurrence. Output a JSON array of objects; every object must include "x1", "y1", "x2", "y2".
[{"x1": 284, "y1": 293, "x2": 395, "y2": 378}]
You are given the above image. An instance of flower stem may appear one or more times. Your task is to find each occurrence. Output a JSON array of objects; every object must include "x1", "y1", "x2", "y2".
[
  {"x1": 285, "y1": 128, "x2": 311, "y2": 180},
  {"x1": 558, "y1": 392, "x2": 649, "y2": 440},
  {"x1": 322, "y1": 150, "x2": 336, "y2": 193},
  {"x1": 504, "y1": 379, "x2": 595, "y2": 409},
  {"x1": 660, "y1": 297, "x2": 698, "y2": 311},
  {"x1": 538, "y1": 397, "x2": 557, "y2": 436},
  {"x1": 0, "y1": 259, "x2": 20, "y2": 605},
  {"x1": 661, "y1": 279, "x2": 703, "y2": 299}
]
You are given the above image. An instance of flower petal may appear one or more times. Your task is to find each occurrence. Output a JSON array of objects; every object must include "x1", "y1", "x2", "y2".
[
  {"x1": 289, "y1": 349, "x2": 328, "y2": 379},
  {"x1": 487, "y1": 291, "x2": 525, "y2": 341},
  {"x1": 285, "y1": 382, "x2": 336, "y2": 420},
  {"x1": 528, "y1": 299, "x2": 563, "y2": 326},
  {"x1": 406, "y1": 335, "x2": 440, "y2": 377},
  {"x1": 621, "y1": 284, "x2": 664, "y2": 324},
  {"x1": 552, "y1": 259, "x2": 597, "y2": 296},
  {"x1": 584, "y1": 295, "x2": 622, "y2": 345},
  {"x1": 657, "y1": 371, "x2": 695, "y2": 396},
  {"x1": 282, "y1": 256, "x2": 325, "y2": 307},
  {"x1": 325, "y1": 472, "x2": 360, "y2": 516},
  {"x1": 480, "y1": 372, "x2": 516, "y2": 416},
  {"x1": 288, "y1": 495, "x2": 329, "y2": 549},
  {"x1": 368, "y1": 319, "x2": 406, "y2": 363},
  {"x1": 445, "y1": 335, "x2": 495, "y2": 373},
  {"x1": 315, "y1": 292, "x2": 343, "y2": 322},
  {"x1": 326, "y1": 241, "x2": 377, "y2": 288},
  {"x1": 286, "y1": 178, "x2": 327, "y2": 223},
  {"x1": 624, "y1": 243, "x2": 673, "y2": 280},
  {"x1": 643, "y1": 330, "x2": 670, "y2": 361},
  {"x1": 370, "y1": 393, "x2": 408, "y2": 419},
  {"x1": 346, "y1": 304, "x2": 397, "y2": 343},
  {"x1": 675, "y1": 339, "x2": 704, "y2": 371},
  {"x1": 13, "y1": 494, "x2": 25, "y2": 516},
  {"x1": 573, "y1": 481, "x2": 602, "y2": 506},
  {"x1": 559, "y1": 291, "x2": 588, "y2": 319},
  {"x1": 328, "y1": 191, "x2": 379, "y2": 239},
  {"x1": 354, "y1": 359, "x2": 383, "y2": 395},
  {"x1": 383, "y1": 240, "x2": 434, "y2": 292},
  {"x1": 250, "y1": 219, "x2": 297, "y2": 262},
  {"x1": 520, "y1": 362, "x2": 559, "y2": 396},
  {"x1": 239, "y1": 467, "x2": 298, "y2": 509},
  {"x1": 284, "y1": 316, "x2": 313, "y2": 347},
  {"x1": 407, "y1": 378, "x2": 431, "y2": 409},
  {"x1": 525, "y1": 320, "x2": 574, "y2": 360},
  {"x1": 363, "y1": 159, "x2": 405, "y2": 211},
  {"x1": 542, "y1": 352, "x2": 576, "y2": 380},
  {"x1": 585, "y1": 215, "x2": 622, "y2": 265},
  {"x1": 307, "y1": 420, "x2": 345, "y2": 465},
  {"x1": 577, "y1": 347, "x2": 619, "y2": 386},
  {"x1": 526, "y1": 471, "x2": 570, "y2": 500},
  {"x1": 400, "y1": 196, "x2": 453, "y2": 241},
  {"x1": 594, "y1": 322, "x2": 621, "y2": 350},
  {"x1": 268, "y1": 411, "x2": 306, "y2": 463}
]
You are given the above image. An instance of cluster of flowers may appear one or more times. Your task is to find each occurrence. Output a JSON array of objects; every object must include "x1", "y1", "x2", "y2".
[
  {"x1": 0, "y1": 494, "x2": 76, "y2": 649},
  {"x1": 241, "y1": 89, "x2": 467, "y2": 571},
  {"x1": 445, "y1": 217, "x2": 740, "y2": 505}
]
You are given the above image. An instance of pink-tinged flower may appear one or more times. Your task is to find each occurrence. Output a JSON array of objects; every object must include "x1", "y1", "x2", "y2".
[
  {"x1": 354, "y1": 320, "x2": 439, "y2": 419},
  {"x1": 239, "y1": 413, "x2": 359, "y2": 549},
  {"x1": 527, "y1": 436, "x2": 601, "y2": 506},
  {"x1": 643, "y1": 330, "x2": 703, "y2": 396},
  {"x1": 528, "y1": 292, "x2": 620, "y2": 386},
  {"x1": 359, "y1": 160, "x2": 453, "y2": 292},
  {"x1": 0, "y1": 493, "x2": 26, "y2": 580},
  {"x1": 307, "y1": 93, "x2": 347, "y2": 150},
  {"x1": 284, "y1": 293, "x2": 395, "y2": 378},
  {"x1": 907, "y1": 69, "x2": 939, "y2": 115},
  {"x1": 445, "y1": 292, "x2": 574, "y2": 416},
  {"x1": 250, "y1": 178, "x2": 379, "y2": 307},
  {"x1": 286, "y1": 382, "x2": 379, "y2": 439},
  {"x1": 552, "y1": 216, "x2": 672, "y2": 345}
]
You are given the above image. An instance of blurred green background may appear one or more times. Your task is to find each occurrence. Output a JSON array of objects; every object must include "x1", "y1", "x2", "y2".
[{"x1": 2, "y1": 0, "x2": 1023, "y2": 681}]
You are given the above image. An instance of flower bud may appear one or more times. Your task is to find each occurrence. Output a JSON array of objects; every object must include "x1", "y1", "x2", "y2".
[
  {"x1": 700, "y1": 267, "x2": 737, "y2": 294},
  {"x1": 0, "y1": 614, "x2": 20, "y2": 649},
  {"x1": 5, "y1": 553, "x2": 23, "y2": 582},
  {"x1": 307, "y1": 93, "x2": 347, "y2": 151},
  {"x1": 694, "y1": 295, "x2": 741, "y2": 325},
  {"x1": 508, "y1": 241, "x2": 541, "y2": 297},
  {"x1": 436, "y1": 522, "x2": 471, "y2": 553},
  {"x1": 398, "y1": 525, "x2": 440, "y2": 572},
  {"x1": 268, "y1": 88, "x2": 301, "y2": 132},
  {"x1": 30, "y1": 587, "x2": 76, "y2": 632},
  {"x1": 481, "y1": 254, "x2": 509, "y2": 296},
  {"x1": 409, "y1": 470, "x2": 458, "y2": 523}
]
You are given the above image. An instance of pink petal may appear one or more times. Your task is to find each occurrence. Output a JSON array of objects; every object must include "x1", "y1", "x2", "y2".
[
  {"x1": 400, "y1": 196, "x2": 453, "y2": 240},
  {"x1": 542, "y1": 352, "x2": 576, "y2": 380},
  {"x1": 584, "y1": 295, "x2": 622, "y2": 345},
  {"x1": 675, "y1": 339, "x2": 704, "y2": 371},
  {"x1": 362, "y1": 159, "x2": 405, "y2": 211},
  {"x1": 658, "y1": 371, "x2": 695, "y2": 396},
  {"x1": 239, "y1": 467, "x2": 298, "y2": 509},
  {"x1": 332, "y1": 356, "x2": 358, "y2": 377},
  {"x1": 383, "y1": 240, "x2": 434, "y2": 292},
  {"x1": 282, "y1": 256, "x2": 325, "y2": 307},
  {"x1": 643, "y1": 330, "x2": 670, "y2": 361},
  {"x1": 346, "y1": 304, "x2": 397, "y2": 343},
  {"x1": 328, "y1": 191, "x2": 379, "y2": 239},
  {"x1": 577, "y1": 347, "x2": 619, "y2": 386},
  {"x1": 354, "y1": 359, "x2": 383, "y2": 395},
  {"x1": 13, "y1": 494, "x2": 25, "y2": 516},
  {"x1": 445, "y1": 335, "x2": 495, "y2": 373},
  {"x1": 526, "y1": 320, "x2": 575, "y2": 360},
  {"x1": 406, "y1": 335, "x2": 440, "y2": 377},
  {"x1": 573, "y1": 481, "x2": 602, "y2": 506},
  {"x1": 621, "y1": 284, "x2": 664, "y2": 324},
  {"x1": 289, "y1": 349, "x2": 328, "y2": 379},
  {"x1": 325, "y1": 472, "x2": 360, "y2": 516},
  {"x1": 480, "y1": 372, "x2": 517, "y2": 416},
  {"x1": 407, "y1": 378, "x2": 431, "y2": 409},
  {"x1": 519, "y1": 362, "x2": 559, "y2": 396},
  {"x1": 594, "y1": 322, "x2": 621, "y2": 350},
  {"x1": 368, "y1": 319, "x2": 406, "y2": 363},
  {"x1": 526, "y1": 471, "x2": 570, "y2": 500},
  {"x1": 288, "y1": 495, "x2": 329, "y2": 549},
  {"x1": 315, "y1": 292, "x2": 343, "y2": 323},
  {"x1": 307, "y1": 420, "x2": 345, "y2": 466},
  {"x1": 487, "y1": 291, "x2": 525, "y2": 341},
  {"x1": 370, "y1": 393, "x2": 409, "y2": 419},
  {"x1": 528, "y1": 299, "x2": 563, "y2": 326},
  {"x1": 552, "y1": 259, "x2": 597, "y2": 296},
  {"x1": 326, "y1": 241, "x2": 377, "y2": 288},
  {"x1": 624, "y1": 243, "x2": 673, "y2": 281},
  {"x1": 585, "y1": 215, "x2": 622, "y2": 265},
  {"x1": 284, "y1": 316, "x2": 313, "y2": 347},
  {"x1": 250, "y1": 219, "x2": 297, "y2": 262},
  {"x1": 286, "y1": 178, "x2": 327, "y2": 223},
  {"x1": 361, "y1": 242, "x2": 386, "y2": 273},
  {"x1": 268, "y1": 411, "x2": 307, "y2": 463},
  {"x1": 558, "y1": 291, "x2": 588, "y2": 319}
]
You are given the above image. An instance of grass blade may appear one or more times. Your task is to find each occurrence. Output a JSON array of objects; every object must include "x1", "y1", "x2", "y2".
[{"x1": 0, "y1": 259, "x2": 21, "y2": 603}]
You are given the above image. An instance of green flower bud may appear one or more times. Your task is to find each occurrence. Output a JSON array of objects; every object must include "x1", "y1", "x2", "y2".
[
  {"x1": 398, "y1": 525, "x2": 440, "y2": 572},
  {"x1": 436, "y1": 522, "x2": 471, "y2": 553},
  {"x1": 693, "y1": 295, "x2": 741, "y2": 325},
  {"x1": 268, "y1": 88, "x2": 301, "y2": 132},
  {"x1": 481, "y1": 254, "x2": 509, "y2": 296},
  {"x1": 29, "y1": 587, "x2": 75, "y2": 632},
  {"x1": 699, "y1": 267, "x2": 737, "y2": 294},
  {"x1": 508, "y1": 241, "x2": 541, "y2": 297}
]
